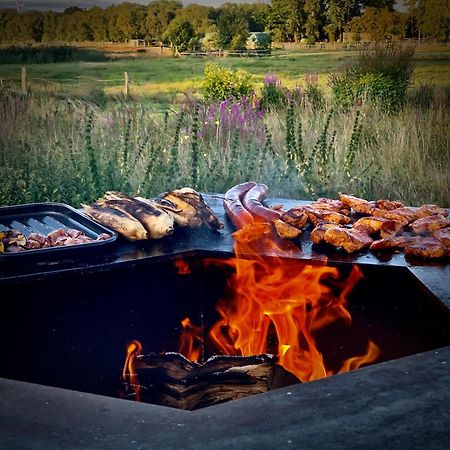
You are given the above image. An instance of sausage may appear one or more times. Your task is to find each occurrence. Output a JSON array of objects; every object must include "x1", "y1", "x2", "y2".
[
  {"x1": 223, "y1": 181, "x2": 256, "y2": 229},
  {"x1": 242, "y1": 183, "x2": 282, "y2": 222}
]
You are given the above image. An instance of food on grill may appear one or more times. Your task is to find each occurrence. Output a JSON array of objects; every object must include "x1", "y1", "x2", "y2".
[
  {"x1": 353, "y1": 217, "x2": 404, "y2": 238},
  {"x1": 410, "y1": 214, "x2": 450, "y2": 235},
  {"x1": 97, "y1": 192, "x2": 174, "y2": 239},
  {"x1": 281, "y1": 208, "x2": 309, "y2": 229},
  {"x1": 312, "y1": 198, "x2": 351, "y2": 215},
  {"x1": 404, "y1": 237, "x2": 447, "y2": 259},
  {"x1": 416, "y1": 204, "x2": 448, "y2": 219},
  {"x1": 242, "y1": 183, "x2": 282, "y2": 222},
  {"x1": 310, "y1": 223, "x2": 341, "y2": 244},
  {"x1": 375, "y1": 199, "x2": 404, "y2": 211},
  {"x1": 323, "y1": 226, "x2": 373, "y2": 253},
  {"x1": 339, "y1": 194, "x2": 374, "y2": 214},
  {"x1": 156, "y1": 188, "x2": 223, "y2": 231},
  {"x1": 371, "y1": 207, "x2": 417, "y2": 225},
  {"x1": 433, "y1": 227, "x2": 450, "y2": 247},
  {"x1": 223, "y1": 181, "x2": 256, "y2": 229},
  {"x1": 303, "y1": 206, "x2": 353, "y2": 225},
  {"x1": 84, "y1": 204, "x2": 148, "y2": 240},
  {"x1": 0, "y1": 227, "x2": 111, "y2": 253},
  {"x1": 273, "y1": 219, "x2": 302, "y2": 240},
  {"x1": 370, "y1": 236, "x2": 415, "y2": 251}
]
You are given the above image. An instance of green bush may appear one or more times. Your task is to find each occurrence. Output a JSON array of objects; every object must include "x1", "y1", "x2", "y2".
[
  {"x1": 329, "y1": 44, "x2": 415, "y2": 112},
  {"x1": 203, "y1": 63, "x2": 253, "y2": 101}
]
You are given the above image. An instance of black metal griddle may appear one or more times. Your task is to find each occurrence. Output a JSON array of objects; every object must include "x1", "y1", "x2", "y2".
[
  {"x1": 0, "y1": 196, "x2": 448, "y2": 309},
  {"x1": 0, "y1": 202, "x2": 117, "y2": 261}
]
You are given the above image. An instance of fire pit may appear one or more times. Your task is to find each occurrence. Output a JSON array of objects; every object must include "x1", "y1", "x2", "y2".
[{"x1": 0, "y1": 195, "x2": 449, "y2": 446}]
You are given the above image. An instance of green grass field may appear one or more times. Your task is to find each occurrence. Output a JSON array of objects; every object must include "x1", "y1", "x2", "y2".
[{"x1": 1, "y1": 45, "x2": 449, "y2": 105}]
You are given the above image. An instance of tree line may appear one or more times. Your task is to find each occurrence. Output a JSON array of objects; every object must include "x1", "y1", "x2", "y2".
[{"x1": 0, "y1": 0, "x2": 447, "y2": 49}]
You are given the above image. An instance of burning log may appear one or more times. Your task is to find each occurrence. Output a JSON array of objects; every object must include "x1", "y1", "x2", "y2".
[{"x1": 122, "y1": 352, "x2": 299, "y2": 411}]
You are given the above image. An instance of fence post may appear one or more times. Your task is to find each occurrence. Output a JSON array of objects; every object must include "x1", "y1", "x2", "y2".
[
  {"x1": 124, "y1": 71, "x2": 129, "y2": 96},
  {"x1": 21, "y1": 67, "x2": 27, "y2": 94}
]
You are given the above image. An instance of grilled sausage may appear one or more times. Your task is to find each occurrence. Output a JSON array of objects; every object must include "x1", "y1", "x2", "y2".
[
  {"x1": 242, "y1": 183, "x2": 282, "y2": 222},
  {"x1": 223, "y1": 181, "x2": 256, "y2": 229}
]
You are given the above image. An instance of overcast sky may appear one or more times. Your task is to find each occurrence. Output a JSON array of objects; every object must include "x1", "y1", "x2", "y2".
[{"x1": 0, "y1": 0, "x2": 272, "y2": 11}]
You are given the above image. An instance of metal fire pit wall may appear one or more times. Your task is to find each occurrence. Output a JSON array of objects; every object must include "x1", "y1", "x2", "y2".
[{"x1": 0, "y1": 195, "x2": 449, "y2": 449}]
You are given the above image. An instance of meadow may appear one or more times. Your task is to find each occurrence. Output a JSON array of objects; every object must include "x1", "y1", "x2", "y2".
[{"x1": 0, "y1": 44, "x2": 449, "y2": 208}]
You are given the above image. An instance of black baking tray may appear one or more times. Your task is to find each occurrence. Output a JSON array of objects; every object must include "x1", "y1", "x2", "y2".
[{"x1": 0, "y1": 202, "x2": 117, "y2": 261}]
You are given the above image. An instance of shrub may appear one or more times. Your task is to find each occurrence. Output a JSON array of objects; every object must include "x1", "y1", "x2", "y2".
[
  {"x1": 260, "y1": 73, "x2": 287, "y2": 111},
  {"x1": 203, "y1": 63, "x2": 253, "y2": 101},
  {"x1": 329, "y1": 44, "x2": 415, "y2": 112}
]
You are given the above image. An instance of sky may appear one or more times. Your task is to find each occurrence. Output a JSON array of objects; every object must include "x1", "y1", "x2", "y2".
[
  {"x1": 0, "y1": 0, "x2": 271, "y2": 11},
  {"x1": 0, "y1": 0, "x2": 404, "y2": 12}
]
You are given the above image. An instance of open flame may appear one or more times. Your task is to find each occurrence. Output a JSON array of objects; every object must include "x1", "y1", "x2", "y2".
[
  {"x1": 123, "y1": 222, "x2": 380, "y2": 393},
  {"x1": 177, "y1": 222, "x2": 380, "y2": 382},
  {"x1": 122, "y1": 340, "x2": 142, "y2": 400}
]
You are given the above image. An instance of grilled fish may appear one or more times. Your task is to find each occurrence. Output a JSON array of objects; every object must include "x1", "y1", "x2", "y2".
[
  {"x1": 156, "y1": 188, "x2": 223, "y2": 230},
  {"x1": 98, "y1": 192, "x2": 174, "y2": 240},
  {"x1": 83, "y1": 204, "x2": 148, "y2": 240}
]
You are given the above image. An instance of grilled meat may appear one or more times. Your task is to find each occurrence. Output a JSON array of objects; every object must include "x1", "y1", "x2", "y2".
[
  {"x1": 157, "y1": 188, "x2": 223, "y2": 230},
  {"x1": 433, "y1": 227, "x2": 450, "y2": 247},
  {"x1": 375, "y1": 199, "x2": 404, "y2": 211},
  {"x1": 353, "y1": 217, "x2": 404, "y2": 238},
  {"x1": 281, "y1": 208, "x2": 309, "y2": 229},
  {"x1": 370, "y1": 235, "x2": 415, "y2": 251},
  {"x1": 404, "y1": 237, "x2": 447, "y2": 259},
  {"x1": 83, "y1": 204, "x2": 148, "y2": 240},
  {"x1": 410, "y1": 214, "x2": 450, "y2": 235},
  {"x1": 310, "y1": 223, "x2": 342, "y2": 244},
  {"x1": 303, "y1": 206, "x2": 353, "y2": 225},
  {"x1": 273, "y1": 219, "x2": 302, "y2": 240},
  {"x1": 312, "y1": 198, "x2": 351, "y2": 215},
  {"x1": 323, "y1": 227, "x2": 373, "y2": 253},
  {"x1": 99, "y1": 192, "x2": 174, "y2": 239},
  {"x1": 371, "y1": 207, "x2": 417, "y2": 225},
  {"x1": 339, "y1": 194, "x2": 374, "y2": 214},
  {"x1": 416, "y1": 204, "x2": 448, "y2": 219}
]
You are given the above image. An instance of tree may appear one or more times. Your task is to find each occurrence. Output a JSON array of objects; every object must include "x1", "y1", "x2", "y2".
[
  {"x1": 347, "y1": 7, "x2": 407, "y2": 42},
  {"x1": 163, "y1": 17, "x2": 195, "y2": 52},
  {"x1": 145, "y1": 0, "x2": 182, "y2": 43},
  {"x1": 304, "y1": 0, "x2": 323, "y2": 43},
  {"x1": 216, "y1": 4, "x2": 249, "y2": 49},
  {"x1": 174, "y1": 4, "x2": 212, "y2": 36},
  {"x1": 267, "y1": 0, "x2": 305, "y2": 42},
  {"x1": 416, "y1": 0, "x2": 450, "y2": 41}
]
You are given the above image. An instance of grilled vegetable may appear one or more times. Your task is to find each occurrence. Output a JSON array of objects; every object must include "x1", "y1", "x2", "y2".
[
  {"x1": 98, "y1": 192, "x2": 174, "y2": 239},
  {"x1": 83, "y1": 204, "x2": 148, "y2": 240}
]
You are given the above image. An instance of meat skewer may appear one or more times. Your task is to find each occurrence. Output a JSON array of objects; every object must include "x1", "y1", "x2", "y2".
[{"x1": 223, "y1": 181, "x2": 256, "y2": 229}]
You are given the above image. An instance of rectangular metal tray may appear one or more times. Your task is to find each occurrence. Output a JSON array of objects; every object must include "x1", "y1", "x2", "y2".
[{"x1": 0, "y1": 202, "x2": 117, "y2": 260}]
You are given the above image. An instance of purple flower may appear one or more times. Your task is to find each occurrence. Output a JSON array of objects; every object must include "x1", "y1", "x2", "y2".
[{"x1": 263, "y1": 73, "x2": 280, "y2": 87}]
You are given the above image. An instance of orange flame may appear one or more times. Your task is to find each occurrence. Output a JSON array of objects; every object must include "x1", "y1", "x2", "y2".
[
  {"x1": 122, "y1": 340, "x2": 143, "y2": 401},
  {"x1": 178, "y1": 317, "x2": 203, "y2": 362},
  {"x1": 187, "y1": 221, "x2": 380, "y2": 382}
]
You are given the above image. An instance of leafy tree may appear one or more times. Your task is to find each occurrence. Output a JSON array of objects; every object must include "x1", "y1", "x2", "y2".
[
  {"x1": 163, "y1": 17, "x2": 195, "y2": 52},
  {"x1": 217, "y1": 4, "x2": 249, "y2": 49},
  {"x1": 416, "y1": 0, "x2": 450, "y2": 41},
  {"x1": 145, "y1": 0, "x2": 182, "y2": 43},
  {"x1": 304, "y1": 0, "x2": 323, "y2": 43},
  {"x1": 267, "y1": 0, "x2": 305, "y2": 42},
  {"x1": 347, "y1": 7, "x2": 407, "y2": 42},
  {"x1": 174, "y1": 4, "x2": 212, "y2": 35}
]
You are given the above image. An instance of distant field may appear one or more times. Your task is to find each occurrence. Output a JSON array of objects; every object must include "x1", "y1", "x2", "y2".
[{"x1": 1, "y1": 45, "x2": 449, "y2": 105}]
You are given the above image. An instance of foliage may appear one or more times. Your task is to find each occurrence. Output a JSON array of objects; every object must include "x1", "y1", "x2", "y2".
[
  {"x1": 260, "y1": 73, "x2": 287, "y2": 111},
  {"x1": 416, "y1": 0, "x2": 450, "y2": 42},
  {"x1": 246, "y1": 32, "x2": 272, "y2": 50},
  {"x1": 329, "y1": 44, "x2": 415, "y2": 111},
  {"x1": 216, "y1": 4, "x2": 250, "y2": 50},
  {"x1": 0, "y1": 90, "x2": 448, "y2": 208},
  {"x1": 163, "y1": 17, "x2": 195, "y2": 52},
  {"x1": 203, "y1": 63, "x2": 253, "y2": 101}
]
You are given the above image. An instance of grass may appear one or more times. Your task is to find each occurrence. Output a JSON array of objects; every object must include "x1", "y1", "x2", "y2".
[
  {"x1": 1, "y1": 46, "x2": 449, "y2": 102},
  {"x1": 0, "y1": 88, "x2": 448, "y2": 208}
]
